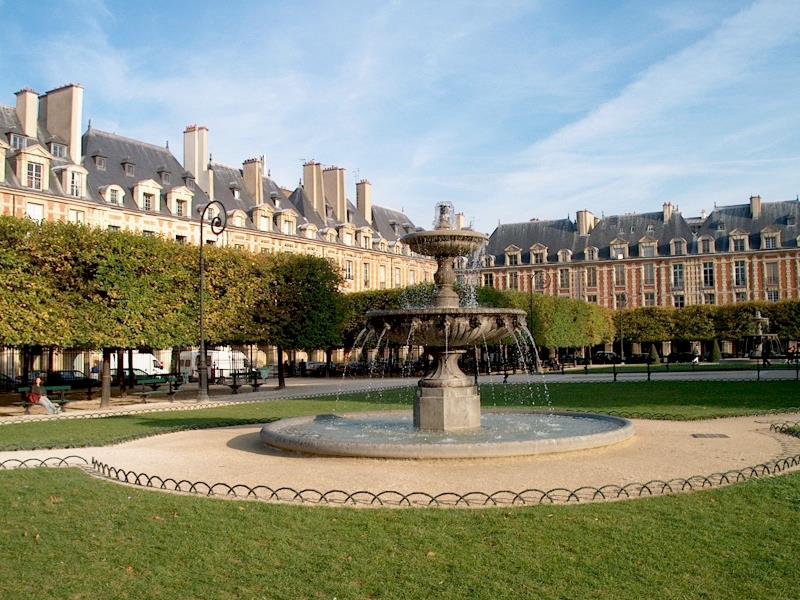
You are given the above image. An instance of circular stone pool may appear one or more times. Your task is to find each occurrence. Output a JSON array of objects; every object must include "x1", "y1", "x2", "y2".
[{"x1": 260, "y1": 411, "x2": 635, "y2": 459}]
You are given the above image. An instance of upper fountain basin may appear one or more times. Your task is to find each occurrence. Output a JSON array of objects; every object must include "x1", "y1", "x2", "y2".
[
  {"x1": 402, "y1": 229, "x2": 488, "y2": 258},
  {"x1": 366, "y1": 307, "x2": 527, "y2": 347}
]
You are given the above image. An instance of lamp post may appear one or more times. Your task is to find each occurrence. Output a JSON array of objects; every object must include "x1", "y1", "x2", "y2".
[{"x1": 197, "y1": 200, "x2": 227, "y2": 402}]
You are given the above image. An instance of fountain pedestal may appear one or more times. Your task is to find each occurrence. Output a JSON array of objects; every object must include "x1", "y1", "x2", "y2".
[{"x1": 415, "y1": 350, "x2": 480, "y2": 431}]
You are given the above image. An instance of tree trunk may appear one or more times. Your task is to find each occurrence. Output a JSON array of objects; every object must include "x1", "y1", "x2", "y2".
[
  {"x1": 277, "y1": 346, "x2": 286, "y2": 389},
  {"x1": 325, "y1": 348, "x2": 333, "y2": 377},
  {"x1": 100, "y1": 348, "x2": 112, "y2": 408},
  {"x1": 117, "y1": 349, "x2": 127, "y2": 395}
]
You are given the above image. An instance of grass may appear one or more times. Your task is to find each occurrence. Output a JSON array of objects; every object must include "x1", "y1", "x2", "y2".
[
  {"x1": 485, "y1": 380, "x2": 800, "y2": 419},
  {"x1": 580, "y1": 361, "x2": 800, "y2": 374},
  {"x1": 1, "y1": 381, "x2": 799, "y2": 451},
  {"x1": 0, "y1": 467, "x2": 798, "y2": 599}
]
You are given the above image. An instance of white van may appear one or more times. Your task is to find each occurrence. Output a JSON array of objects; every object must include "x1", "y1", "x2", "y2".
[
  {"x1": 178, "y1": 349, "x2": 249, "y2": 383},
  {"x1": 74, "y1": 351, "x2": 168, "y2": 378}
]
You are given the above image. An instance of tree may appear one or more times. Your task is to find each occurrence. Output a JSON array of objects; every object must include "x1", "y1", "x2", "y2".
[
  {"x1": 259, "y1": 253, "x2": 343, "y2": 388},
  {"x1": 672, "y1": 305, "x2": 716, "y2": 341}
]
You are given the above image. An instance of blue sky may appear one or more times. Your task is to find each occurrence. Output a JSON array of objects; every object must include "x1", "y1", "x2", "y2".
[{"x1": 2, "y1": 0, "x2": 799, "y2": 232}]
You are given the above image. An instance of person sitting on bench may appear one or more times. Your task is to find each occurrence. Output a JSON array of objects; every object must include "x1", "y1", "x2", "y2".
[{"x1": 29, "y1": 376, "x2": 61, "y2": 414}]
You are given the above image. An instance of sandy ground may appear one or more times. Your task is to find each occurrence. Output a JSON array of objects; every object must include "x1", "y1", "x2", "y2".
[{"x1": 4, "y1": 413, "x2": 800, "y2": 498}]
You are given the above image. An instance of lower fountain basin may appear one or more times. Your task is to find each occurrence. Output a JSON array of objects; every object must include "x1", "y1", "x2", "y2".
[
  {"x1": 260, "y1": 410, "x2": 634, "y2": 459},
  {"x1": 366, "y1": 307, "x2": 527, "y2": 347}
]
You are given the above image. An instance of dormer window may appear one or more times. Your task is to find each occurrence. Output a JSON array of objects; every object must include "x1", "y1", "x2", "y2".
[
  {"x1": 611, "y1": 243, "x2": 628, "y2": 259},
  {"x1": 110, "y1": 188, "x2": 121, "y2": 205},
  {"x1": 26, "y1": 162, "x2": 43, "y2": 190},
  {"x1": 9, "y1": 133, "x2": 27, "y2": 150},
  {"x1": 123, "y1": 161, "x2": 135, "y2": 177},
  {"x1": 185, "y1": 177, "x2": 194, "y2": 190},
  {"x1": 731, "y1": 236, "x2": 747, "y2": 252},
  {"x1": 50, "y1": 143, "x2": 67, "y2": 159},
  {"x1": 762, "y1": 233, "x2": 779, "y2": 250},
  {"x1": 505, "y1": 246, "x2": 522, "y2": 266},
  {"x1": 646, "y1": 224, "x2": 655, "y2": 233},
  {"x1": 142, "y1": 193, "x2": 154, "y2": 211},
  {"x1": 230, "y1": 184, "x2": 240, "y2": 200},
  {"x1": 585, "y1": 247, "x2": 597, "y2": 261},
  {"x1": 69, "y1": 171, "x2": 82, "y2": 197},
  {"x1": 175, "y1": 199, "x2": 187, "y2": 217},
  {"x1": 699, "y1": 237, "x2": 714, "y2": 254},
  {"x1": 95, "y1": 155, "x2": 107, "y2": 170},
  {"x1": 160, "y1": 171, "x2": 171, "y2": 185},
  {"x1": 640, "y1": 243, "x2": 656, "y2": 258},
  {"x1": 671, "y1": 239, "x2": 686, "y2": 256},
  {"x1": 716, "y1": 221, "x2": 725, "y2": 231},
  {"x1": 557, "y1": 249, "x2": 572, "y2": 263}
]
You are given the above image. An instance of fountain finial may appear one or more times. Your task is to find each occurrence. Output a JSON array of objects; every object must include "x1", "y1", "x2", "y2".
[{"x1": 434, "y1": 201, "x2": 455, "y2": 230}]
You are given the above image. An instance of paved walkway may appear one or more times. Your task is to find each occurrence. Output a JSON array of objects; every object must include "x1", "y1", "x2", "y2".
[{"x1": 2, "y1": 374, "x2": 799, "y2": 507}]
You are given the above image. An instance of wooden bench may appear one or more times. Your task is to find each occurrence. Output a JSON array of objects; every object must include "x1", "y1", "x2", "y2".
[{"x1": 15, "y1": 385, "x2": 72, "y2": 414}]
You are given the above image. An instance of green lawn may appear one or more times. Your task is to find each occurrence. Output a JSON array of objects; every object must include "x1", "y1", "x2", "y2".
[
  {"x1": 1, "y1": 467, "x2": 798, "y2": 599},
  {"x1": 2, "y1": 381, "x2": 799, "y2": 451}
]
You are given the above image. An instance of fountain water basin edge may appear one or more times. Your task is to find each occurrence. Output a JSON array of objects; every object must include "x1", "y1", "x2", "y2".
[{"x1": 260, "y1": 410, "x2": 635, "y2": 459}]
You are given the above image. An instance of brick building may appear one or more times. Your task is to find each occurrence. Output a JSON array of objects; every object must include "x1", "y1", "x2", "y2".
[{"x1": 480, "y1": 198, "x2": 800, "y2": 309}]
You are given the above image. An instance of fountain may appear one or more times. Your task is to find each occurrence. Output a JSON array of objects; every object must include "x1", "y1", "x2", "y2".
[
  {"x1": 261, "y1": 202, "x2": 634, "y2": 458},
  {"x1": 366, "y1": 201, "x2": 526, "y2": 431}
]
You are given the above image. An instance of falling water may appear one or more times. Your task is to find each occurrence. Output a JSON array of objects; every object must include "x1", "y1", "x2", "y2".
[
  {"x1": 515, "y1": 325, "x2": 552, "y2": 410},
  {"x1": 480, "y1": 332, "x2": 496, "y2": 407}
]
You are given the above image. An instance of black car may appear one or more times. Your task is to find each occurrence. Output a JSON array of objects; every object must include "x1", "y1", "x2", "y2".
[
  {"x1": 0, "y1": 372, "x2": 20, "y2": 392},
  {"x1": 593, "y1": 351, "x2": 619, "y2": 364},
  {"x1": 667, "y1": 352, "x2": 699, "y2": 364},
  {"x1": 43, "y1": 370, "x2": 96, "y2": 389}
]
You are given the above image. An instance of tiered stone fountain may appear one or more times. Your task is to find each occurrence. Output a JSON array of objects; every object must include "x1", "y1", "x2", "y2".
[
  {"x1": 260, "y1": 203, "x2": 633, "y2": 459},
  {"x1": 365, "y1": 202, "x2": 526, "y2": 431}
]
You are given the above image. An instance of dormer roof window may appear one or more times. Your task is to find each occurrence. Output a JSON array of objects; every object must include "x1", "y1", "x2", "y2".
[
  {"x1": 122, "y1": 159, "x2": 135, "y2": 177},
  {"x1": 50, "y1": 143, "x2": 67, "y2": 159},
  {"x1": 9, "y1": 133, "x2": 28, "y2": 150},
  {"x1": 94, "y1": 154, "x2": 107, "y2": 170},
  {"x1": 229, "y1": 182, "x2": 240, "y2": 200},
  {"x1": 716, "y1": 221, "x2": 725, "y2": 231},
  {"x1": 158, "y1": 169, "x2": 171, "y2": 185},
  {"x1": 183, "y1": 173, "x2": 195, "y2": 190}
]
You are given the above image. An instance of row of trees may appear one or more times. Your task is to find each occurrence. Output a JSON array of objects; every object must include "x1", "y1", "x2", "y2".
[
  {"x1": 613, "y1": 302, "x2": 800, "y2": 344},
  {"x1": 3, "y1": 217, "x2": 797, "y2": 398},
  {"x1": 0, "y1": 217, "x2": 343, "y2": 399}
]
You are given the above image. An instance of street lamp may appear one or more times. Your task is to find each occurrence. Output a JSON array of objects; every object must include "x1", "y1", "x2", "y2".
[{"x1": 197, "y1": 200, "x2": 227, "y2": 402}]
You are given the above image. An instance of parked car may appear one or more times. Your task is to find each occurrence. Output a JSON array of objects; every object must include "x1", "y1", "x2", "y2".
[
  {"x1": 667, "y1": 351, "x2": 699, "y2": 364},
  {"x1": 625, "y1": 353, "x2": 650, "y2": 364},
  {"x1": 0, "y1": 372, "x2": 20, "y2": 392},
  {"x1": 41, "y1": 370, "x2": 96, "y2": 389},
  {"x1": 593, "y1": 351, "x2": 619, "y2": 364}
]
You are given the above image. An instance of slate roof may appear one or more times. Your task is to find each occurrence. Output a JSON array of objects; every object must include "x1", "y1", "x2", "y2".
[
  {"x1": 485, "y1": 200, "x2": 799, "y2": 265},
  {"x1": 486, "y1": 218, "x2": 579, "y2": 265},
  {"x1": 82, "y1": 128, "x2": 208, "y2": 215},
  {"x1": 585, "y1": 211, "x2": 693, "y2": 258},
  {"x1": 371, "y1": 205, "x2": 417, "y2": 242},
  {"x1": 696, "y1": 200, "x2": 800, "y2": 251},
  {"x1": 0, "y1": 106, "x2": 22, "y2": 135}
]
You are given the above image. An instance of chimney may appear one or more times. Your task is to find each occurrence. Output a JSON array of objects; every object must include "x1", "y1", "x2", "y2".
[
  {"x1": 40, "y1": 84, "x2": 84, "y2": 163},
  {"x1": 662, "y1": 202, "x2": 673, "y2": 223},
  {"x1": 576, "y1": 209, "x2": 596, "y2": 236},
  {"x1": 242, "y1": 157, "x2": 264, "y2": 204},
  {"x1": 183, "y1": 125, "x2": 209, "y2": 191},
  {"x1": 455, "y1": 212, "x2": 465, "y2": 229},
  {"x1": 15, "y1": 89, "x2": 39, "y2": 139},
  {"x1": 323, "y1": 166, "x2": 347, "y2": 223},
  {"x1": 207, "y1": 161, "x2": 215, "y2": 201},
  {"x1": 750, "y1": 195, "x2": 762, "y2": 219},
  {"x1": 302, "y1": 161, "x2": 324, "y2": 218},
  {"x1": 356, "y1": 179, "x2": 373, "y2": 225}
]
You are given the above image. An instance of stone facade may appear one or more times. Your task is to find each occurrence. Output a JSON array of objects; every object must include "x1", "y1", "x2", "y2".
[{"x1": 0, "y1": 84, "x2": 435, "y2": 295}]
